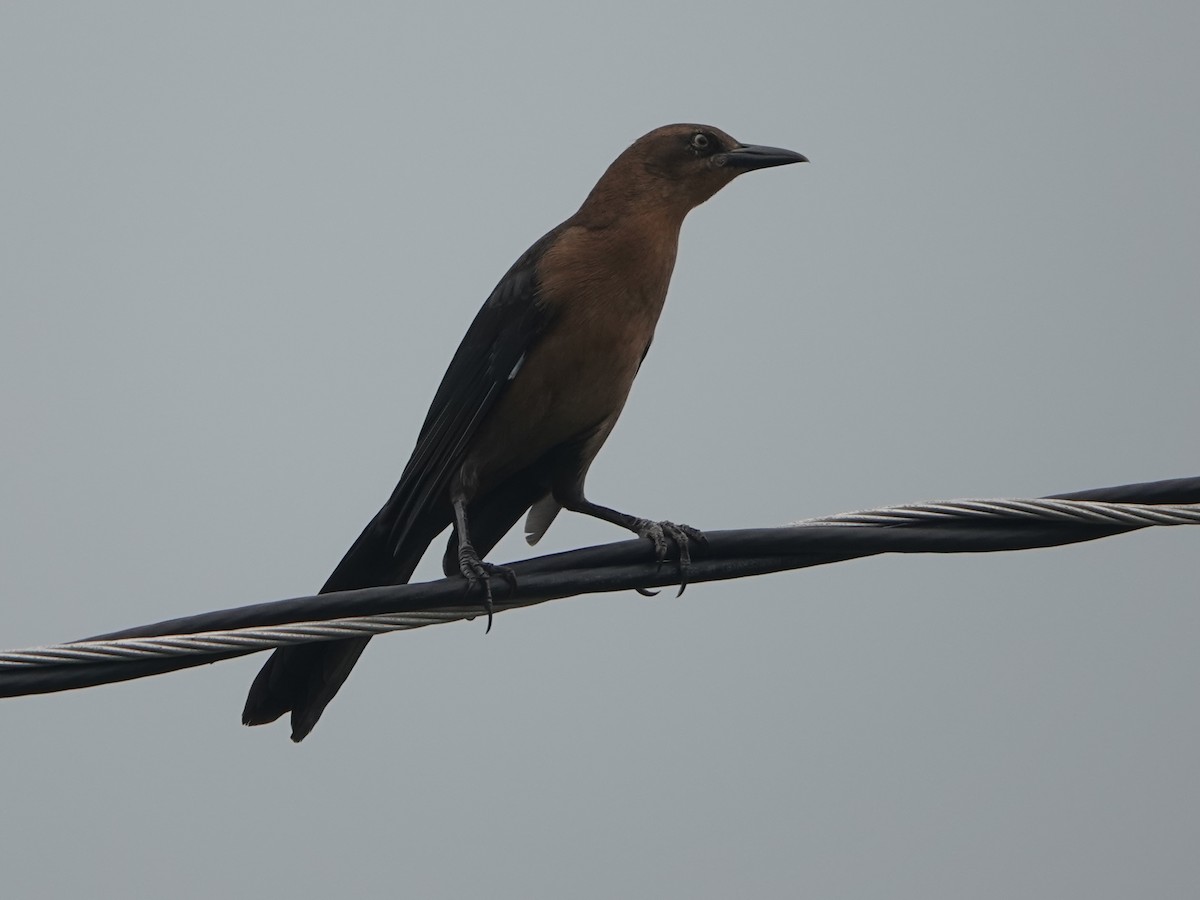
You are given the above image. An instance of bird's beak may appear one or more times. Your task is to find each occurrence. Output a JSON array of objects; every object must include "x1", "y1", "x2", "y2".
[{"x1": 718, "y1": 143, "x2": 809, "y2": 171}]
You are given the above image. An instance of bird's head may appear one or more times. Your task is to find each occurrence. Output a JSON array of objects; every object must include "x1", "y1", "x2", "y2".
[{"x1": 580, "y1": 123, "x2": 807, "y2": 222}]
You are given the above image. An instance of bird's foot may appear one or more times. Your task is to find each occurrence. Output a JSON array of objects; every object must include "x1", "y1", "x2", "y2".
[
  {"x1": 631, "y1": 519, "x2": 707, "y2": 597},
  {"x1": 458, "y1": 541, "x2": 516, "y2": 634}
]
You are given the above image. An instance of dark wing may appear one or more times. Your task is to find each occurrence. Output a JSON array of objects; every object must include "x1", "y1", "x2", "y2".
[
  {"x1": 322, "y1": 227, "x2": 561, "y2": 592},
  {"x1": 247, "y1": 229, "x2": 562, "y2": 734}
]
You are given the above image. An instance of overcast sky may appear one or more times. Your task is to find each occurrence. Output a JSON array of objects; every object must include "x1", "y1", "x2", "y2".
[{"x1": 2, "y1": 2, "x2": 1198, "y2": 898}]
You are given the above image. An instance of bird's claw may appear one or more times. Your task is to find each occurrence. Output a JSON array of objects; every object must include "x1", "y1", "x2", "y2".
[
  {"x1": 632, "y1": 519, "x2": 707, "y2": 597},
  {"x1": 458, "y1": 542, "x2": 516, "y2": 634}
]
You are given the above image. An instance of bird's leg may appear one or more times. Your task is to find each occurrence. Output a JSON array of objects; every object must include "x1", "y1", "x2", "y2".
[
  {"x1": 451, "y1": 495, "x2": 516, "y2": 633},
  {"x1": 562, "y1": 497, "x2": 706, "y2": 596}
]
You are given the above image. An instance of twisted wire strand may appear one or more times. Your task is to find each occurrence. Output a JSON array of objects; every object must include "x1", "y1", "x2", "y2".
[
  {"x1": 0, "y1": 606, "x2": 513, "y2": 668},
  {"x1": 2, "y1": 482, "x2": 1197, "y2": 682},
  {"x1": 796, "y1": 497, "x2": 1200, "y2": 527}
]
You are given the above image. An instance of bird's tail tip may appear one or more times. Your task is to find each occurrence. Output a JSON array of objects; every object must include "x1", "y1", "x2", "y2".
[
  {"x1": 240, "y1": 696, "x2": 317, "y2": 743},
  {"x1": 240, "y1": 639, "x2": 371, "y2": 742}
]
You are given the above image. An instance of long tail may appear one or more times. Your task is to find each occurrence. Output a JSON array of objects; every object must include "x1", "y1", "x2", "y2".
[
  {"x1": 241, "y1": 510, "x2": 443, "y2": 742},
  {"x1": 243, "y1": 467, "x2": 548, "y2": 741}
]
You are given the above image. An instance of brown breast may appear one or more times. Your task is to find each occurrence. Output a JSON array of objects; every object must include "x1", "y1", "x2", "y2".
[{"x1": 461, "y1": 218, "x2": 681, "y2": 491}]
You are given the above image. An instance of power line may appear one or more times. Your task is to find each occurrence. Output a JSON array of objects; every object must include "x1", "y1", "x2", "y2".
[{"x1": 2, "y1": 476, "x2": 1197, "y2": 699}]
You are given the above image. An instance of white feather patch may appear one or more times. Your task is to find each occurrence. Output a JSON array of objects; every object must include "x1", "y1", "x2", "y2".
[{"x1": 524, "y1": 493, "x2": 562, "y2": 545}]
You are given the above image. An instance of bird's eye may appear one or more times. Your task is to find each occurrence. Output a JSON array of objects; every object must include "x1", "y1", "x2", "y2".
[{"x1": 690, "y1": 132, "x2": 712, "y2": 153}]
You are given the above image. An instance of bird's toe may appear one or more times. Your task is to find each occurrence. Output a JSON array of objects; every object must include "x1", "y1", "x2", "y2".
[
  {"x1": 458, "y1": 543, "x2": 517, "y2": 633},
  {"x1": 632, "y1": 519, "x2": 706, "y2": 596}
]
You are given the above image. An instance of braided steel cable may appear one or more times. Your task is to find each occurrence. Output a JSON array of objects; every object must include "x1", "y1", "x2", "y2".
[
  {"x1": 798, "y1": 497, "x2": 1200, "y2": 527},
  {"x1": 2, "y1": 476, "x2": 1197, "y2": 698}
]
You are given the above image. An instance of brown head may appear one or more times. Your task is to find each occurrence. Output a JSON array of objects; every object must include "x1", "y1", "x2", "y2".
[{"x1": 574, "y1": 123, "x2": 807, "y2": 227}]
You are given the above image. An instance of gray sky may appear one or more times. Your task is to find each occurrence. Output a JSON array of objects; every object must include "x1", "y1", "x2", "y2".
[{"x1": 2, "y1": 2, "x2": 1198, "y2": 897}]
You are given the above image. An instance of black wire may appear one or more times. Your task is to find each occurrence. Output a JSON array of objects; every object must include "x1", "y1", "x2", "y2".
[{"x1": 1, "y1": 476, "x2": 1195, "y2": 699}]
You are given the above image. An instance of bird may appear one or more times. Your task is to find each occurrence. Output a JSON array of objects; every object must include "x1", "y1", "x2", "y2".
[{"x1": 242, "y1": 123, "x2": 806, "y2": 741}]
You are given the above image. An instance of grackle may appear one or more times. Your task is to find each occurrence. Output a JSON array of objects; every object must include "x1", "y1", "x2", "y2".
[{"x1": 242, "y1": 123, "x2": 806, "y2": 740}]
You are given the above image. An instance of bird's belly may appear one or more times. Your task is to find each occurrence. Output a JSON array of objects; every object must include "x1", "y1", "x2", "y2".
[{"x1": 462, "y1": 313, "x2": 649, "y2": 491}]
